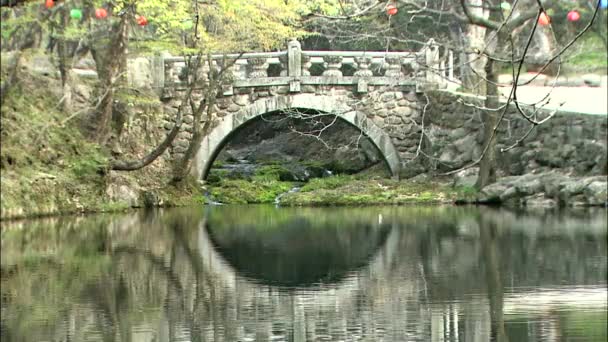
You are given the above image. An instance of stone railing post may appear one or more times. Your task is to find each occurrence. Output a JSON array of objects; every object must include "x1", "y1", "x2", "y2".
[
  {"x1": 354, "y1": 56, "x2": 373, "y2": 93},
  {"x1": 448, "y1": 50, "x2": 454, "y2": 81},
  {"x1": 288, "y1": 39, "x2": 302, "y2": 92},
  {"x1": 151, "y1": 54, "x2": 166, "y2": 94},
  {"x1": 425, "y1": 39, "x2": 439, "y2": 84}
]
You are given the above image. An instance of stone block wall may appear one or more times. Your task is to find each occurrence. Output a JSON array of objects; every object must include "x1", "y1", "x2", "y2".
[{"x1": 424, "y1": 90, "x2": 608, "y2": 177}]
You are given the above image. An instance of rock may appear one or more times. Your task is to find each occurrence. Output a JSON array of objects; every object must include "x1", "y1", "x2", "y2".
[
  {"x1": 27, "y1": 54, "x2": 56, "y2": 77},
  {"x1": 479, "y1": 182, "x2": 510, "y2": 203},
  {"x1": 409, "y1": 173, "x2": 431, "y2": 182},
  {"x1": 449, "y1": 127, "x2": 468, "y2": 140},
  {"x1": 73, "y1": 83, "x2": 92, "y2": 99},
  {"x1": 74, "y1": 57, "x2": 97, "y2": 70},
  {"x1": 453, "y1": 134, "x2": 476, "y2": 154},
  {"x1": 127, "y1": 57, "x2": 152, "y2": 89},
  {"x1": 376, "y1": 109, "x2": 388, "y2": 118},
  {"x1": 582, "y1": 74, "x2": 602, "y2": 87},
  {"x1": 558, "y1": 178, "x2": 590, "y2": 202},
  {"x1": 106, "y1": 183, "x2": 139, "y2": 207},
  {"x1": 141, "y1": 191, "x2": 160, "y2": 208},
  {"x1": 585, "y1": 180, "x2": 608, "y2": 206},
  {"x1": 524, "y1": 193, "x2": 556, "y2": 207},
  {"x1": 72, "y1": 69, "x2": 98, "y2": 79},
  {"x1": 233, "y1": 95, "x2": 249, "y2": 106},
  {"x1": 438, "y1": 148, "x2": 457, "y2": 167},
  {"x1": 380, "y1": 93, "x2": 395, "y2": 101},
  {"x1": 542, "y1": 173, "x2": 567, "y2": 198},
  {"x1": 227, "y1": 104, "x2": 241, "y2": 112},
  {"x1": 514, "y1": 177, "x2": 543, "y2": 196},
  {"x1": 452, "y1": 167, "x2": 478, "y2": 188}
]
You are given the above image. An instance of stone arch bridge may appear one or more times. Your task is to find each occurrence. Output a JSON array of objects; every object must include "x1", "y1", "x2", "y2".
[{"x1": 152, "y1": 39, "x2": 454, "y2": 179}]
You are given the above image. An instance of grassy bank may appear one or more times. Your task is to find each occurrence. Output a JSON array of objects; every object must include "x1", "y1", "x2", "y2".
[
  {"x1": 280, "y1": 175, "x2": 455, "y2": 206},
  {"x1": 207, "y1": 169, "x2": 467, "y2": 206},
  {"x1": 0, "y1": 53, "x2": 202, "y2": 220}
]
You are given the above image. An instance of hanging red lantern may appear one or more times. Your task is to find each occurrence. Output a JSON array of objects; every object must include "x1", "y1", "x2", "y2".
[
  {"x1": 136, "y1": 15, "x2": 148, "y2": 26},
  {"x1": 45, "y1": 0, "x2": 54, "y2": 9},
  {"x1": 95, "y1": 8, "x2": 108, "y2": 19},
  {"x1": 538, "y1": 12, "x2": 550, "y2": 26},
  {"x1": 386, "y1": 4, "x2": 398, "y2": 16},
  {"x1": 567, "y1": 10, "x2": 580, "y2": 22}
]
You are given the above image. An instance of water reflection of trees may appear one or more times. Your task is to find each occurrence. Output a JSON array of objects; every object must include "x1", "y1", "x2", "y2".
[{"x1": 1, "y1": 207, "x2": 606, "y2": 341}]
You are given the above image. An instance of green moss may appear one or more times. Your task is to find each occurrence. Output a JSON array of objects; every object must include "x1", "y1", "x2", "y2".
[
  {"x1": 300, "y1": 175, "x2": 353, "y2": 192},
  {"x1": 209, "y1": 179, "x2": 293, "y2": 204},
  {"x1": 452, "y1": 185, "x2": 480, "y2": 203},
  {"x1": 281, "y1": 176, "x2": 453, "y2": 206},
  {"x1": 253, "y1": 164, "x2": 295, "y2": 182}
]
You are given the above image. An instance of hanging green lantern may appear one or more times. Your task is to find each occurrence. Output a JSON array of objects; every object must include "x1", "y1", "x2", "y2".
[
  {"x1": 183, "y1": 20, "x2": 194, "y2": 30},
  {"x1": 70, "y1": 8, "x2": 83, "y2": 20}
]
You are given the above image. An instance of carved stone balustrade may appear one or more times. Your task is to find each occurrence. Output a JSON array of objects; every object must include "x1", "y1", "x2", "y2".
[{"x1": 155, "y1": 39, "x2": 452, "y2": 94}]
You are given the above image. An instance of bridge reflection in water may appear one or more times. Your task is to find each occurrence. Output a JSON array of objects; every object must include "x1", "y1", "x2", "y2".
[{"x1": 0, "y1": 206, "x2": 606, "y2": 341}]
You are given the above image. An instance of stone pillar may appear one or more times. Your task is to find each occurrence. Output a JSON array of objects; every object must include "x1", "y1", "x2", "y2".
[
  {"x1": 322, "y1": 56, "x2": 343, "y2": 77},
  {"x1": 151, "y1": 54, "x2": 165, "y2": 94},
  {"x1": 448, "y1": 50, "x2": 454, "y2": 81},
  {"x1": 425, "y1": 39, "x2": 439, "y2": 84},
  {"x1": 354, "y1": 56, "x2": 373, "y2": 93},
  {"x1": 288, "y1": 39, "x2": 302, "y2": 77},
  {"x1": 288, "y1": 39, "x2": 302, "y2": 92}
]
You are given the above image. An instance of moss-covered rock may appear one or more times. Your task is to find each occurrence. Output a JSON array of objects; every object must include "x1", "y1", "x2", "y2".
[
  {"x1": 209, "y1": 179, "x2": 294, "y2": 204},
  {"x1": 280, "y1": 176, "x2": 454, "y2": 206}
]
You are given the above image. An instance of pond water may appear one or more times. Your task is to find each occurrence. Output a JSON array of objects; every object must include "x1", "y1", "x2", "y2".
[{"x1": 1, "y1": 205, "x2": 606, "y2": 342}]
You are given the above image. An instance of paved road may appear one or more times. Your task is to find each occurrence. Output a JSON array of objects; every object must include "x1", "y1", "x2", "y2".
[{"x1": 499, "y1": 85, "x2": 608, "y2": 115}]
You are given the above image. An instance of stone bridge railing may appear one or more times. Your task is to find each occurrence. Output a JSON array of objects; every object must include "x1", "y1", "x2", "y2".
[{"x1": 152, "y1": 39, "x2": 453, "y2": 95}]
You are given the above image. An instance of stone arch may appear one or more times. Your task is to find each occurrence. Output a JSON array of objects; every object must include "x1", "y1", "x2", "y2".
[{"x1": 193, "y1": 94, "x2": 402, "y2": 179}]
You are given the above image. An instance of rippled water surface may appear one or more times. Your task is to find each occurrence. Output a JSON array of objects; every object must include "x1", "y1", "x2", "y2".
[{"x1": 1, "y1": 206, "x2": 607, "y2": 341}]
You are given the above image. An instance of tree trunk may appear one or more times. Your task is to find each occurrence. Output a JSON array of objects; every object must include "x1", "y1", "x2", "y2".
[
  {"x1": 475, "y1": 3, "x2": 503, "y2": 190},
  {"x1": 462, "y1": 0, "x2": 488, "y2": 93},
  {"x1": 93, "y1": 14, "x2": 128, "y2": 145},
  {"x1": 110, "y1": 109, "x2": 183, "y2": 171},
  {"x1": 171, "y1": 101, "x2": 212, "y2": 183},
  {"x1": 475, "y1": 56, "x2": 499, "y2": 189}
]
